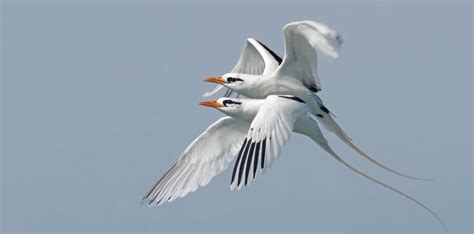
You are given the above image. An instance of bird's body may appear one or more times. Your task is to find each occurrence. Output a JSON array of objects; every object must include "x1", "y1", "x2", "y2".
[
  {"x1": 143, "y1": 36, "x2": 334, "y2": 206},
  {"x1": 143, "y1": 95, "x2": 324, "y2": 204},
  {"x1": 142, "y1": 19, "x2": 445, "y2": 231},
  {"x1": 219, "y1": 73, "x2": 304, "y2": 98},
  {"x1": 204, "y1": 21, "x2": 428, "y2": 181},
  {"x1": 143, "y1": 95, "x2": 445, "y2": 230},
  {"x1": 221, "y1": 73, "x2": 329, "y2": 117},
  {"x1": 210, "y1": 95, "x2": 328, "y2": 189}
]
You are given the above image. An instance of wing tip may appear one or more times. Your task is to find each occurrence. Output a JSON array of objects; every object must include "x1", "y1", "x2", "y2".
[
  {"x1": 141, "y1": 197, "x2": 161, "y2": 208},
  {"x1": 246, "y1": 37, "x2": 257, "y2": 43}
]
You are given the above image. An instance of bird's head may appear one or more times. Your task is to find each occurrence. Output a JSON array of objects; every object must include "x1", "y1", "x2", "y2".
[
  {"x1": 200, "y1": 97, "x2": 242, "y2": 111},
  {"x1": 200, "y1": 97, "x2": 263, "y2": 122},
  {"x1": 203, "y1": 73, "x2": 252, "y2": 91}
]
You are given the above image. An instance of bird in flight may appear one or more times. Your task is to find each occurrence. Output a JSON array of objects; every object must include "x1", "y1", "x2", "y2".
[
  {"x1": 143, "y1": 95, "x2": 445, "y2": 230},
  {"x1": 143, "y1": 20, "x2": 445, "y2": 231},
  {"x1": 204, "y1": 21, "x2": 429, "y2": 181}
]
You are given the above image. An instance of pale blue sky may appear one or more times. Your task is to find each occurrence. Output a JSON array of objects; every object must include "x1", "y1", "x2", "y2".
[{"x1": 1, "y1": 1, "x2": 472, "y2": 233}]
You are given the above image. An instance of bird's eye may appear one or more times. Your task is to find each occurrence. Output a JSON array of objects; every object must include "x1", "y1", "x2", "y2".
[
  {"x1": 227, "y1": 77, "x2": 243, "y2": 83},
  {"x1": 223, "y1": 100, "x2": 242, "y2": 107},
  {"x1": 223, "y1": 100, "x2": 232, "y2": 106}
]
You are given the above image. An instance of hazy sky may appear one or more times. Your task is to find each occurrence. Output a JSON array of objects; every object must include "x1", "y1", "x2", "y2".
[{"x1": 2, "y1": 1, "x2": 472, "y2": 233}]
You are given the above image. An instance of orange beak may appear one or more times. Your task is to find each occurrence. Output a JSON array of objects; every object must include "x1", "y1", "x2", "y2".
[
  {"x1": 204, "y1": 76, "x2": 226, "y2": 84},
  {"x1": 199, "y1": 100, "x2": 224, "y2": 108}
]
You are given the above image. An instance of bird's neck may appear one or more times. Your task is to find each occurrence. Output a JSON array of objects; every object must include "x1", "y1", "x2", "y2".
[
  {"x1": 229, "y1": 73, "x2": 272, "y2": 98},
  {"x1": 230, "y1": 73, "x2": 262, "y2": 80},
  {"x1": 232, "y1": 73, "x2": 264, "y2": 87}
]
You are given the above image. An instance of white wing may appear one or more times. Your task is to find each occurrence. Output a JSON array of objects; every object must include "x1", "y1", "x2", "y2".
[
  {"x1": 203, "y1": 38, "x2": 281, "y2": 97},
  {"x1": 231, "y1": 38, "x2": 281, "y2": 76},
  {"x1": 275, "y1": 20, "x2": 343, "y2": 92},
  {"x1": 230, "y1": 95, "x2": 309, "y2": 189},
  {"x1": 143, "y1": 117, "x2": 249, "y2": 206}
]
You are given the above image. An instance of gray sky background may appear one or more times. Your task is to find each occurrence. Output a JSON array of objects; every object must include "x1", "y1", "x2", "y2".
[{"x1": 1, "y1": 1, "x2": 472, "y2": 233}]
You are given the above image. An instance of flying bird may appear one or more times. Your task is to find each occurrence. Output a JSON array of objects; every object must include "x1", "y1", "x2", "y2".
[
  {"x1": 204, "y1": 21, "x2": 429, "y2": 181},
  {"x1": 201, "y1": 95, "x2": 445, "y2": 230},
  {"x1": 143, "y1": 38, "x2": 365, "y2": 206},
  {"x1": 143, "y1": 38, "x2": 281, "y2": 207},
  {"x1": 142, "y1": 20, "x2": 444, "y2": 231},
  {"x1": 203, "y1": 38, "x2": 280, "y2": 98},
  {"x1": 144, "y1": 95, "x2": 445, "y2": 230}
]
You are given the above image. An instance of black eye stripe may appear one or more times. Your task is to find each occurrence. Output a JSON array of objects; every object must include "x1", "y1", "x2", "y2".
[
  {"x1": 226, "y1": 77, "x2": 244, "y2": 83},
  {"x1": 223, "y1": 100, "x2": 242, "y2": 106}
]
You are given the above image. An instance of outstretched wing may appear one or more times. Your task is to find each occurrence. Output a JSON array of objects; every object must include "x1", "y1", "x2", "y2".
[
  {"x1": 231, "y1": 38, "x2": 281, "y2": 76},
  {"x1": 231, "y1": 95, "x2": 308, "y2": 189},
  {"x1": 203, "y1": 38, "x2": 282, "y2": 97},
  {"x1": 143, "y1": 117, "x2": 249, "y2": 206},
  {"x1": 275, "y1": 20, "x2": 343, "y2": 92}
]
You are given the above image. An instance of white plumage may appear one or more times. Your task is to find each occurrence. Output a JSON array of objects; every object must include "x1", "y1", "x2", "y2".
[
  {"x1": 204, "y1": 20, "x2": 429, "y2": 181},
  {"x1": 142, "y1": 20, "x2": 445, "y2": 231},
  {"x1": 198, "y1": 95, "x2": 445, "y2": 231},
  {"x1": 143, "y1": 117, "x2": 248, "y2": 206},
  {"x1": 203, "y1": 38, "x2": 281, "y2": 97},
  {"x1": 145, "y1": 37, "x2": 280, "y2": 206}
]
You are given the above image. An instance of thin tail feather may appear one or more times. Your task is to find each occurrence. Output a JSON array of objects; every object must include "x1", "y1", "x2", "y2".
[
  {"x1": 321, "y1": 115, "x2": 433, "y2": 181},
  {"x1": 322, "y1": 146, "x2": 447, "y2": 232}
]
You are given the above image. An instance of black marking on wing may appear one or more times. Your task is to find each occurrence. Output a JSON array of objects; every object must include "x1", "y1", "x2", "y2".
[
  {"x1": 316, "y1": 114, "x2": 323, "y2": 118},
  {"x1": 245, "y1": 142, "x2": 256, "y2": 185},
  {"x1": 238, "y1": 138, "x2": 252, "y2": 186},
  {"x1": 306, "y1": 83, "x2": 321, "y2": 93},
  {"x1": 261, "y1": 138, "x2": 266, "y2": 169},
  {"x1": 233, "y1": 136, "x2": 271, "y2": 187},
  {"x1": 231, "y1": 138, "x2": 247, "y2": 184},
  {"x1": 255, "y1": 40, "x2": 283, "y2": 64},
  {"x1": 253, "y1": 141, "x2": 261, "y2": 179},
  {"x1": 319, "y1": 105, "x2": 330, "y2": 114},
  {"x1": 278, "y1": 95, "x2": 305, "y2": 103},
  {"x1": 156, "y1": 197, "x2": 163, "y2": 205}
]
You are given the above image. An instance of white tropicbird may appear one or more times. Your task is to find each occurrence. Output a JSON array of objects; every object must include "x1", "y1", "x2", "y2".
[
  {"x1": 204, "y1": 21, "x2": 429, "y2": 181},
  {"x1": 203, "y1": 38, "x2": 280, "y2": 98},
  {"x1": 143, "y1": 95, "x2": 445, "y2": 230},
  {"x1": 143, "y1": 39, "x2": 287, "y2": 207},
  {"x1": 144, "y1": 39, "x2": 347, "y2": 206}
]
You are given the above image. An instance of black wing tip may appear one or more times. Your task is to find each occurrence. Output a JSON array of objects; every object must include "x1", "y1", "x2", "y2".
[
  {"x1": 244, "y1": 142, "x2": 256, "y2": 185},
  {"x1": 261, "y1": 138, "x2": 266, "y2": 169},
  {"x1": 253, "y1": 141, "x2": 261, "y2": 179},
  {"x1": 255, "y1": 39, "x2": 283, "y2": 64},
  {"x1": 141, "y1": 197, "x2": 162, "y2": 207},
  {"x1": 233, "y1": 137, "x2": 268, "y2": 188},
  {"x1": 141, "y1": 197, "x2": 151, "y2": 207},
  {"x1": 237, "y1": 138, "x2": 252, "y2": 187},
  {"x1": 232, "y1": 138, "x2": 248, "y2": 184}
]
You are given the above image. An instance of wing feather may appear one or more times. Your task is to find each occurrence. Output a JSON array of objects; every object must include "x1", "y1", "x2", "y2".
[
  {"x1": 230, "y1": 95, "x2": 309, "y2": 189},
  {"x1": 275, "y1": 20, "x2": 343, "y2": 92},
  {"x1": 143, "y1": 117, "x2": 249, "y2": 206}
]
